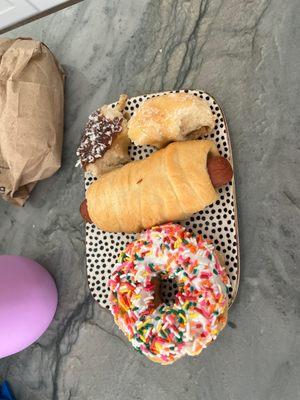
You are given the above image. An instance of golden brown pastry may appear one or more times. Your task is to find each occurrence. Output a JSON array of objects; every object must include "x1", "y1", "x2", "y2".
[
  {"x1": 85, "y1": 140, "x2": 233, "y2": 233},
  {"x1": 76, "y1": 94, "x2": 130, "y2": 176},
  {"x1": 127, "y1": 93, "x2": 215, "y2": 148}
]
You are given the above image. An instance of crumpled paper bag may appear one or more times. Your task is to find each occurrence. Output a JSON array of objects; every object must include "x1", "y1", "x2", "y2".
[{"x1": 0, "y1": 38, "x2": 65, "y2": 206}]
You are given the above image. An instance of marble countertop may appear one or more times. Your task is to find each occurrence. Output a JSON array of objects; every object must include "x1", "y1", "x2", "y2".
[{"x1": 0, "y1": 0, "x2": 299, "y2": 399}]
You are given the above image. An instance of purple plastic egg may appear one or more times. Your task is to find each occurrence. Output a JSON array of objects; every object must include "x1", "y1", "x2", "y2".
[{"x1": 0, "y1": 255, "x2": 58, "y2": 358}]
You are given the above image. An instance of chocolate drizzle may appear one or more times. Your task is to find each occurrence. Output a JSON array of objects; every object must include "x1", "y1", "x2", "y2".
[{"x1": 76, "y1": 111, "x2": 123, "y2": 168}]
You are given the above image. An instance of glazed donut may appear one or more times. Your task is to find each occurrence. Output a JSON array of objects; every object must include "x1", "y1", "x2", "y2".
[{"x1": 109, "y1": 223, "x2": 230, "y2": 365}]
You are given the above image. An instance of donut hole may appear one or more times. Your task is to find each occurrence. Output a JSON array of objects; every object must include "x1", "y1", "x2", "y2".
[{"x1": 159, "y1": 277, "x2": 179, "y2": 306}]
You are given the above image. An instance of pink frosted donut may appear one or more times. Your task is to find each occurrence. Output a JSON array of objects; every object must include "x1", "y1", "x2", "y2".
[{"x1": 109, "y1": 223, "x2": 230, "y2": 365}]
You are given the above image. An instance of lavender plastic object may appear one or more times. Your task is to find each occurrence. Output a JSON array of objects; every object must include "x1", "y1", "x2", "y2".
[{"x1": 0, "y1": 255, "x2": 58, "y2": 358}]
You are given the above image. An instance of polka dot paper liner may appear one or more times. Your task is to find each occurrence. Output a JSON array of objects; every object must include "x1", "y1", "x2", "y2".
[{"x1": 85, "y1": 90, "x2": 240, "y2": 310}]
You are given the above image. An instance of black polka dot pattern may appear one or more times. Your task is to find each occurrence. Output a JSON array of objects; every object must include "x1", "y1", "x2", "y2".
[{"x1": 85, "y1": 90, "x2": 239, "y2": 310}]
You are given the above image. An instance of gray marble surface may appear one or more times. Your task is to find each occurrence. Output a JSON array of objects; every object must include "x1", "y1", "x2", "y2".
[{"x1": 0, "y1": 0, "x2": 299, "y2": 399}]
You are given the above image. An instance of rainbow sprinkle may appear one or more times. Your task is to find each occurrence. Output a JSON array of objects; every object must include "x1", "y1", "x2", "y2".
[{"x1": 109, "y1": 223, "x2": 230, "y2": 365}]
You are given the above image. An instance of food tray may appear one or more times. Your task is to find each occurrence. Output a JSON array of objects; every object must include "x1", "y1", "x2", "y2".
[{"x1": 85, "y1": 89, "x2": 240, "y2": 310}]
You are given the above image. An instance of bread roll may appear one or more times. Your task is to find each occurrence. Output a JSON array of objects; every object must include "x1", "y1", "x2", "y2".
[
  {"x1": 127, "y1": 93, "x2": 215, "y2": 148},
  {"x1": 86, "y1": 140, "x2": 219, "y2": 233}
]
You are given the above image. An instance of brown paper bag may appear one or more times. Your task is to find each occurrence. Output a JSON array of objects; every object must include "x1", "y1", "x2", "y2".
[{"x1": 0, "y1": 38, "x2": 64, "y2": 206}]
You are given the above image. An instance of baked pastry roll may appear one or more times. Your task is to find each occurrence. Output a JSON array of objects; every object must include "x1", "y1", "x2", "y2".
[
  {"x1": 86, "y1": 140, "x2": 232, "y2": 233},
  {"x1": 128, "y1": 93, "x2": 215, "y2": 148}
]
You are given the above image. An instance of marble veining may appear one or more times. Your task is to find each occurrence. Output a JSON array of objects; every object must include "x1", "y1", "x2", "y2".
[{"x1": 0, "y1": 0, "x2": 299, "y2": 399}]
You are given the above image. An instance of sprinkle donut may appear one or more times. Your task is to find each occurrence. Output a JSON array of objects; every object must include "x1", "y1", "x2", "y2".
[{"x1": 109, "y1": 223, "x2": 230, "y2": 365}]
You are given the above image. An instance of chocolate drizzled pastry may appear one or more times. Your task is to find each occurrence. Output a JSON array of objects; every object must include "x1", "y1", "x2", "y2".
[
  {"x1": 76, "y1": 94, "x2": 130, "y2": 177},
  {"x1": 76, "y1": 112, "x2": 123, "y2": 168}
]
